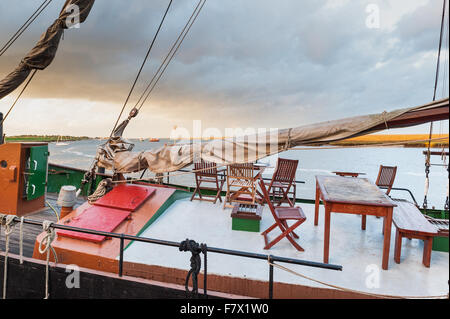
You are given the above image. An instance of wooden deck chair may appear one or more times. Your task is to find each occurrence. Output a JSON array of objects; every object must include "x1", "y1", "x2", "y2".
[
  {"x1": 265, "y1": 158, "x2": 298, "y2": 207},
  {"x1": 224, "y1": 163, "x2": 257, "y2": 209},
  {"x1": 190, "y1": 160, "x2": 225, "y2": 204},
  {"x1": 259, "y1": 179, "x2": 306, "y2": 252},
  {"x1": 365, "y1": 165, "x2": 397, "y2": 226},
  {"x1": 375, "y1": 165, "x2": 397, "y2": 195}
]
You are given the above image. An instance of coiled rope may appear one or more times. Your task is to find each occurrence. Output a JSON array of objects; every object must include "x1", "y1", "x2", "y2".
[
  {"x1": 38, "y1": 221, "x2": 58, "y2": 299},
  {"x1": 267, "y1": 256, "x2": 448, "y2": 299},
  {"x1": 87, "y1": 178, "x2": 112, "y2": 203},
  {"x1": 179, "y1": 239, "x2": 208, "y2": 298}
]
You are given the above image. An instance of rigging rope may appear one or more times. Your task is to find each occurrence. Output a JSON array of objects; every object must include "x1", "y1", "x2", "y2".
[
  {"x1": 0, "y1": 69, "x2": 38, "y2": 127},
  {"x1": 109, "y1": 0, "x2": 173, "y2": 138},
  {"x1": 95, "y1": 0, "x2": 206, "y2": 184},
  {"x1": 137, "y1": 0, "x2": 207, "y2": 111},
  {"x1": 134, "y1": 0, "x2": 204, "y2": 109},
  {"x1": 266, "y1": 256, "x2": 448, "y2": 299},
  {"x1": 1, "y1": 215, "x2": 16, "y2": 299},
  {"x1": 38, "y1": 220, "x2": 57, "y2": 299},
  {"x1": 0, "y1": 0, "x2": 54, "y2": 57},
  {"x1": 423, "y1": 0, "x2": 447, "y2": 209}
]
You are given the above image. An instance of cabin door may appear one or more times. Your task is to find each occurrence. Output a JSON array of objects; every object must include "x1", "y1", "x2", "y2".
[{"x1": 26, "y1": 145, "x2": 49, "y2": 200}]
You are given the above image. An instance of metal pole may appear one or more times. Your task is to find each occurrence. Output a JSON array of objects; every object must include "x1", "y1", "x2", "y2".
[
  {"x1": 11, "y1": 216, "x2": 343, "y2": 271},
  {"x1": 268, "y1": 256, "x2": 274, "y2": 299},
  {"x1": 0, "y1": 112, "x2": 4, "y2": 145},
  {"x1": 119, "y1": 234, "x2": 124, "y2": 277}
]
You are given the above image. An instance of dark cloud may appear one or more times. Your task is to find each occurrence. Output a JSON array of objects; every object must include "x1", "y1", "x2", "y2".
[{"x1": 0, "y1": 0, "x2": 448, "y2": 136}]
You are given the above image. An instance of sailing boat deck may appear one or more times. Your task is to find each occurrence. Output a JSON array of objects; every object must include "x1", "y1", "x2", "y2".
[
  {"x1": 3, "y1": 191, "x2": 448, "y2": 298},
  {"x1": 122, "y1": 198, "x2": 449, "y2": 298}
]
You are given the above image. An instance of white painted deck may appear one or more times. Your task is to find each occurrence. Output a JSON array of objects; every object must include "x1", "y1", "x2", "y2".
[{"x1": 123, "y1": 198, "x2": 449, "y2": 298}]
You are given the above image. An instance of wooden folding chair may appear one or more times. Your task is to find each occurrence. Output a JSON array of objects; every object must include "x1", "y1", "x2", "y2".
[
  {"x1": 365, "y1": 165, "x2": 397, "y2": 227},
  {"x1": 375, "y1": 165, "x2": 397, "y2": 195},
  {"x1": 224, "y1": 163, "x2": 257, "y2": 209},
  {"x1": 259, "y1": 179, "x2": 306, "y2": 252},
  {"x1": 190, "y1": 160, "x2": 225, "y2": 204},
  {"x1": 265, "y1": 158, "x2": 298, "y2": 207}
]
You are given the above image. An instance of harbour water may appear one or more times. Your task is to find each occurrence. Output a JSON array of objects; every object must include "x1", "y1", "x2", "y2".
[{"x1": 48, "y1": 139, "x2": 449, "y2": 210}]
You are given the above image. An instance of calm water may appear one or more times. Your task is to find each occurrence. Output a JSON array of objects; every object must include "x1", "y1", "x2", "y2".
[{"x1": 48, "y1": 139, "x2": 449, "y2": 210}]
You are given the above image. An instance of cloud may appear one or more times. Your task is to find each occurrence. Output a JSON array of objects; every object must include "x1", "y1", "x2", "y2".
[{"x1": 0, "y1": 0, "x2": 448, "y2": 137}]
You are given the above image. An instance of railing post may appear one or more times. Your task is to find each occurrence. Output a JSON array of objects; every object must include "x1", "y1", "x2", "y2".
[
  {"x1": 179, "y1": 239, "x2": 207, "y2": 299},
  {"x1": 119, "y1": 234, "x2": 124, "y2": 277},
  {"x1": 268, "y1": 256, "x2": 274, "y2": 299},
  {"x1": 0, "y1": 112, "x2": 4, "y2": 145}
]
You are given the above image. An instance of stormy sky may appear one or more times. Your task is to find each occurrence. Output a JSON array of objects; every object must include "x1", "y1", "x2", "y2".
[{"x1": 0, "y1": 0, "x2": 448, "y2": 138}]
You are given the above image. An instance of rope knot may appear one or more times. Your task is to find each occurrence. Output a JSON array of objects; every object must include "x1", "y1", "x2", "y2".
[
  {"x1": 38, "y1": 221, "x2": 57, "y2": 261},
  {"x1": 284, "y1": 128, "x2": 293, "y2": 151},
  {"x1": 3, "y1": 215, "x2": 16, "y2": 236},
  {"x1": 381, "y1": 111, "x2": 389, "y2": 130}
]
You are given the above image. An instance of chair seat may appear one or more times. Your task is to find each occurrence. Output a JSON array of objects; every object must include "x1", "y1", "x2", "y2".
[
  {"x1": 230, "y1": 179, "x2": 255, "y2": 187},
  {"x1": 198, "y1": 176, "x2": 221, "y2": 182},
  {"x1": 266, "y1": 181, "x2": 292, "y2": 188},
  {"x1": 275, "y1": 207, "x2": 305, "y2": 220}
]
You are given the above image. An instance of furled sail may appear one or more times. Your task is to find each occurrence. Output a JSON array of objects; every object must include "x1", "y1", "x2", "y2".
[
  {"x1": 0, "y1": 0, "x2": 95, "y2": 100},
  {"x1": 96, "y1": 97, "x2": 449, "y2": 174}
]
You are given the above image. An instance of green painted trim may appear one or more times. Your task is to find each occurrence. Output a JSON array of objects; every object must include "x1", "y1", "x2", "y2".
[
  {"x1": 421, "y1": 209, "x2": 449, "y2": 220},
  {"x1": 432, "y1": 236, "x2": 449, "y2": 253},
  {"x1": 231, "y1": 218, "x2": 260, "y2": 232},
  {"x1": 124, "y1": 190, "x2": 191, "y2": 251},
  {"x1": 48, "y1": 163, "x2": 106, "y2": 197}
]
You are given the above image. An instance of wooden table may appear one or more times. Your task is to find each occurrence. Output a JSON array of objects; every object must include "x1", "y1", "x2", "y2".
[
  {"x1": 314, "y1": 175, "x2": 397, "y2": 270},
  {"x1": 332, "y1": 171, "x2": 366, "y2": 178}
]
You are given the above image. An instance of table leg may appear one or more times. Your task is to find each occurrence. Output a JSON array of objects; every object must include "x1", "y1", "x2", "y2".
[
  {"x1": 314, "y1": 181, "x2": 320, "y2": 226},
  {"x1": 323, "y1": 204, "x2": 331, "y2": 264},
  {"x1": 361, "y1": 215, "x2": 366, "y2": 230},
  {"x1": 422, "y1": 237, "x2": 433, "y2": 268},
  {"x1": 394, "y1": 229, "x2": 402, "y2": 264},
  {"x1": 382, "y1": 208, "x2": 393, "y2": 270}
]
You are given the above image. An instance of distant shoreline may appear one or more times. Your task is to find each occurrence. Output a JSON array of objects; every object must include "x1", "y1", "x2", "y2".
[
  {"x1": 5, "y1": 135, "x2": 91, "y2": 142},
  {"x1": 4, "y1": 133, "x2": 448, "y2": 148}
]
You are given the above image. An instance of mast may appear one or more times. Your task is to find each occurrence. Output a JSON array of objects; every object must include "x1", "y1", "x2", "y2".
[{"x1": 423, "y1": 0, "x2": 447, "y2": 209}]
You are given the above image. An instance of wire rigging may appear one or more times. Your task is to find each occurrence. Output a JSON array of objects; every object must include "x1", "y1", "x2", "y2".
[
  {"x1": 109, "y1": 0, "x2": 173, "y2": 137},
  {"x1": 423, "y1": 0, "x2": 448, "y2": 209},
  {"x1": 136, "y1": 0, "x2": 207, "y2": 111},
  {"x1": 0, "y1": 70, "x2": 38, "y2": 128},
  {"x1": 0, "y1": 0, "x2": 54, "y2": 57}
]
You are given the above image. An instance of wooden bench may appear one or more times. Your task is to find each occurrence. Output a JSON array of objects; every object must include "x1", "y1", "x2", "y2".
[{"x1": 393, "y1": 200, "x2": 439, "y2": 268}]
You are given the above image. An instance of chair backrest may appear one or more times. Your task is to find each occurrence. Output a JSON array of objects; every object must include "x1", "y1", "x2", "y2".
[
  {"x1": 375, "y1": 165, "x2": 397, "y2": 195},
  {"x1": 271, "y1": 158, "x2": 298, "y2": 184},
  {"x1": 228, "y1": 163, "x2": 254, "y2": 180},
  {"x1": 258, "y1": 179, "x2": 280, "y2": 222},
  {"x1": 194, "y1": 160, "x2": 217, "y2": 176}
]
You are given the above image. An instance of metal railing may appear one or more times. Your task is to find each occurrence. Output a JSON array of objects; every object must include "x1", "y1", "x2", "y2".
[
  {"x1": 167, "y1": 168, "x2": 306, "y2": 186},
  {"x1": 5, "y1": 215, "x2": 342, "y2": 299}
]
